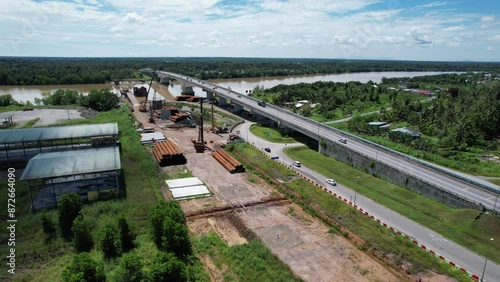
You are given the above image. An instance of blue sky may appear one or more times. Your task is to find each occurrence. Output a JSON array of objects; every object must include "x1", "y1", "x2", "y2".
[{"x1": 0, "y1": 0, "x2": 499, "y2": 61}]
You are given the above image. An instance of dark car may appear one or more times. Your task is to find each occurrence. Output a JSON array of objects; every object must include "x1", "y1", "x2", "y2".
[
  {"x1": 258, "y1": 101, "x2": 266, "y2": 107},
  {"x1": 264, "y1": 148, "x2": 271, "y2": 153}
]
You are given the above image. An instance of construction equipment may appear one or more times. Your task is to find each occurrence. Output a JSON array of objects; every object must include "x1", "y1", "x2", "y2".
[
  {"x1": 139, "y1": 68, "x2": 156, "y2": 112},
  {"x1": 192, "y1": 98, "x2": 205, "y2": 152}
]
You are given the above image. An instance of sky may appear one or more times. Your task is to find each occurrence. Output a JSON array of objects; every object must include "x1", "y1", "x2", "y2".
[{"x1": 0, "y1": 0, "x2": 499, "y2": 61}]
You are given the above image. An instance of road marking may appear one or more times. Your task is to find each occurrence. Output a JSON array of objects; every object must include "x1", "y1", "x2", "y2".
[
  {"x1": 486, "y1": 196, "x2": 494, "y2": 200},
  {"x1": 463, "y1": 187, "x2": 470, "y2": 191}
]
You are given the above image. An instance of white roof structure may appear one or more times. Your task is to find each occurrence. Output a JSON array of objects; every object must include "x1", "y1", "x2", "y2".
[
  {"x1": 140, "y1": 132, "x2": 166, "y2": 144},
  {"x1": 166, "y1": 177, "x2": 210, "y2": 200},
  {"x1": 0, "y1": 123, "x2": 118, "y2": 144},
  {"x1": 20, "y1": 147, "x2": 121, "y2": 180},
  {"x1": 166, "y1": 177, "x2": 203, "y2": 188},
  {"x1": 169, "y1": 185, "x2": 210, "y2": 200}
]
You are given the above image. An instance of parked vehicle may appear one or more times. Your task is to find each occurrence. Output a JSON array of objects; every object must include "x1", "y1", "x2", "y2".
[
  {"x1": 339, "y1": 138, "x2": 347, "y2": 144},
  {"x1": 326, "y1": 179, "x2": 337, "y2": 186},
  {"x1": 264, "y1": 147, "x2": 271, "y2": 153},
  {"x1": 292, "y1": 161, "x2": 301, "y2": 167}
]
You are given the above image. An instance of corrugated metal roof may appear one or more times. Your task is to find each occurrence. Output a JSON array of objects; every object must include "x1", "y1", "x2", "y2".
[
  {"x1": 20, "y1": 147, "x2": 121, "y2": 180},
  {"x1": 0, "y1": 123, "x2": 118, "y2": 144}
]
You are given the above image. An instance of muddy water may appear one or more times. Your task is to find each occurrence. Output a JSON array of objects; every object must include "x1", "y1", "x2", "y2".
[
  {"x1": 167, "y1": 71, "x2": 460, "y2": 97},
  {"x1": 1, "y1": 71, "x2": 458, "y2": 103}
]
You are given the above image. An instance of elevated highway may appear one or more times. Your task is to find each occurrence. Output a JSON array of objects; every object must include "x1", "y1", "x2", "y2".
[{"x1": 156, "y1": 71, "x2": 500, "y2": 213}]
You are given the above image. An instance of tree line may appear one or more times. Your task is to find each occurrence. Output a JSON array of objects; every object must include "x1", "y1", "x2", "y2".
[{"x1": 1, "y1": 56, "x2": 499, "y2": 85}]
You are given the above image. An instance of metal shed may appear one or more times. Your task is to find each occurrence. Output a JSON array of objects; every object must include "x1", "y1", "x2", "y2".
[
  {"x1": 20, "y1": 147, "x2": 121, "y2": 211},
  {"x1": 0, "y1": 122, "x2": 119, "y2": 164}
]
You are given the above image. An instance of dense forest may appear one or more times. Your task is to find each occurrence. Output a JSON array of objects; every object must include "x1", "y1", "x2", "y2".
[{"x1": 1, "y1": 56, "x2": 500, "y2": 85}]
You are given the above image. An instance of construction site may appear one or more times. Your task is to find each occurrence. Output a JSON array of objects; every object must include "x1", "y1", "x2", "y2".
[{"x1": 124, "y1": 79, "x2": 417, "y2": 282}]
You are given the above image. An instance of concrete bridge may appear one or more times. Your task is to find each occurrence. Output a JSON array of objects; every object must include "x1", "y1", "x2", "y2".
[{"x1": 155, "y1": 70, "x2": 500, "y2": 213}]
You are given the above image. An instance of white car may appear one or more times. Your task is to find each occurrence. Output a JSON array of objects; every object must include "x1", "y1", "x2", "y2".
[
  {"x1": 292, "y1": 161, "x2": 301, "y2": 167},
  {"x1": 326, "y1": 179, "x2": 337, "y2": 186},
  {"x1": 339, "y1": 138, "x2": 347, "y2": 144}
]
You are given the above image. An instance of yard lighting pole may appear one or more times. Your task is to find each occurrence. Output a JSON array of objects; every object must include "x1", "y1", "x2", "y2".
[
  {"x1": 493, "y1": 196, "x2": 498, "y2": 213},
  {"x1": 481, "y1": 238, "x2": 494, "y2": 282}
]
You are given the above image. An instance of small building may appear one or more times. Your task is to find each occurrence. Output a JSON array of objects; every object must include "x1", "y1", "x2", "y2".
[
  {"x1": 369, "y1": 121, "x2": 390, "y2": 129},
  {"x1": 20, "y1": 147, "x2": 121, "y2": 211},
  {"x1": 391, "y1": 127, "x2": 421, "y2": 138},
  {"x1": 398, "y1": 81, "x2": 413, "y2": 89}
]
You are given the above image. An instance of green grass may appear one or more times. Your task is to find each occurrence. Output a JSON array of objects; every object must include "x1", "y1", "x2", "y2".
[
  {"x1": 20, "y1": 118, "x2": 40, "y2": 128},
  {"x1": 489, "y1": 179, "x2": 500, "y2": 186},
  {"x1": 331, "y1": 122, "x2": 500, "y2": 177},
  {"x1": 195, "y1": 232, "x2": 302, "y2": 282},
  {"x1": 249, "y1": 124, "x2": 314, "y2": 145},
  {"x1": 284, "y1": 145, "x2": 500, "y2": 265},
  {"x1": 227, "y1": 142, "x2": 486, "y2": 281},
  {"x1": 0, "y1": 106, "x2": 208, "y2": 281}
]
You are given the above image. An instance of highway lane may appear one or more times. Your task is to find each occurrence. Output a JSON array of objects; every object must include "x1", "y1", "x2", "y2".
[
  {"x1": 237, "y1": 122, "x2": 500, "y2": 282},
  {"x1": 157, "y1": 71, "x2": 500, "y2": 212}
]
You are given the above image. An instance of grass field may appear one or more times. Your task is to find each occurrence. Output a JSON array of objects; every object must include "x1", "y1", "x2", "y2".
[
  {"x1": 227, "y1": 142, "x2": 474, "y2": 281},
  {"x1": 283, "y1": 145, "x2": 500, "y2": 264},
  {"x1": 195, "y1": 232, "x2": 302, "y2": 282}
]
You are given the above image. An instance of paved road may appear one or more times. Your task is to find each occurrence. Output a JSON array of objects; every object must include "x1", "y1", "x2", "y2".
[
  {"x1": 157, "y1": 71, "x2": 500, "y2": 213},
  {"x1": 237, "y1": 122, "x2": 500, "y2": 282}
]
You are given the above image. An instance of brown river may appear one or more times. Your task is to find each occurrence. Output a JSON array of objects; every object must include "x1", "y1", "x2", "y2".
[{"x1": 0, "y1": 71, "x2": 458, "y2": 103}]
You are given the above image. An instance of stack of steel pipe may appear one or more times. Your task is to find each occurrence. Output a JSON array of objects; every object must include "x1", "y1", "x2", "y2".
[
  {"x1": 152, "y1": 140, "x2": 187, "y2": 166},
  {"x1": 212, "y1": 149, "x2": 245, "y2": 173}
]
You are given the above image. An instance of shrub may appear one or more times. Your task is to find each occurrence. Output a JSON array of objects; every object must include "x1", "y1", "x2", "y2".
[
  {"x1": 62, "y1": 253, "x2": 105, "y2": 282},
  {"x1": 149, "y1": 252, "x2": 186, "y2": 282},
  {"x1": 72, "y1": 215, "x2": 94, "y2": 252},
  {"x1": 118, "y1": 215, "x2": 135, "y2": 252},
  {"x1": 100, "y1": 223, "x2": 119, "y2": 259},
  {"x1": 117, "y1": 252, "x2": 143, "y2": 282},
  {"x1": 58, "y1": 193, "x2": 82, "y2": 239},
  {"x1": 40, "y1": 213, "x2": 57, "y2": 238}
]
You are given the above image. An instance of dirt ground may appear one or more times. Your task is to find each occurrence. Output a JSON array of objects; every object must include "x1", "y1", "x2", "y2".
[
  {"x1": 7, "y1": 108, "x2": 84, "y2": 127},
  {"x1": 130, "y1": 90, "x2": 448, "y2": 282}
]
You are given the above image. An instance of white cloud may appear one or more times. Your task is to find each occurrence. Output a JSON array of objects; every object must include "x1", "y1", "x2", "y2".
[
  {"x1": 110, "y1": 26, "x2": 123, "y2": 32},
  {"x1": 61, "y1": 36, "x2": 72, "y2": 41},
  {"x1": 487, "y1": 46, "x2": 495, "y2": 52},
  {"x1": 125, "y1": 12, "x2": 144, "y2": 24},
  {"x1": 0, "y1": 0, "x2": 498, "y2": 61},
  {"x1": 481, "y1": 15, "x2": 495, "y2": 22}
]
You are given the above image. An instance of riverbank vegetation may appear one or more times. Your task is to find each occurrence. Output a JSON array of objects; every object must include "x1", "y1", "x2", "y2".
[
  {"x1": 252, "y1": 73, "x2": 500, "y2": 177},
  {"x1": 1, "y1": 57, "x2": 500, "y2": 85}
]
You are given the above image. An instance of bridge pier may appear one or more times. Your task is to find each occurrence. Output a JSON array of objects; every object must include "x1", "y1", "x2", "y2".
[
  {"x1": 159, "y1": 77, "x2": 170, "y2": 85},
  {"x1": 205, "y1": 91, "x2": 214, "y2": 100},
  {"x1": 219, "y1": 97, "x2": 227, "y2": 106},
  {"x1": 234, "y1": 104, "x2": 243, "y2": 112}
]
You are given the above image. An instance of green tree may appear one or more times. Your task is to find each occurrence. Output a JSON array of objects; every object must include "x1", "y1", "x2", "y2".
[
  {"x1": 150, "y1": 201, "x2": 186, "y2": 248},
  {"x1": 62, "y1": 253, "x2": 105, "y2": 282},
  {"x1": 72, "y1": 215, "x2": 94, "y2": 252},
  {"x1": 118, "y1": 215, "x2": 135, "y2": 252},
  {"x1": 149, "y1": 252, "x2": 187, "y2": 282},
  {"x1": 58, "y1": 193, "x2": 82, "y2": 239},
  {"x1": 40, "y1": 213, "x2": 57, "y2": 238},
  {"x1": 161, "y1": 218, "x2": 193, "y2": 258},
  {"x1": 0, "y1": 94, "x2": 17, "y2": 106},
  {"x1": 81, "y1": 88, "x2": 119, "y2": 111},
  {"x1": 117, "y1": 252, "x2": 143, "y2": 282},
  {"x1": 100, "y1": 223, "x2": 119, "y2": 259}
]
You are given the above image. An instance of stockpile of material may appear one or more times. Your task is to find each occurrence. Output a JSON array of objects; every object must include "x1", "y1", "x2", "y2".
[
  {"x1": 152, "y1": 140, "x2": 186, "y2": 166},
  {"x1": 169, "y1": 112, "x2": 189, "y2": 122},
  {"x1": 212, "y1": 149, "x2": 245, "y2": 173},
  {"x1": 140, "y1": 132, "x2": 166, "y2": 145}
]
